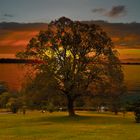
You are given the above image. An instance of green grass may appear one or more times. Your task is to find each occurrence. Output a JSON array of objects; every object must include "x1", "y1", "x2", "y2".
[{"x1": 0, "y1": 111, "x2": 139, "y2": 140}]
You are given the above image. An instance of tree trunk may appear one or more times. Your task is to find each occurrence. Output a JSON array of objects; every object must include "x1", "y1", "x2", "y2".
[{"x1": 67, "y1": 97, "x2": 75, "y2": 116}]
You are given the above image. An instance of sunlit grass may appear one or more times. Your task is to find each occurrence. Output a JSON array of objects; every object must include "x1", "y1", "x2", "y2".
[{"x1": 0, "y1": 111, "x2": 139, "y2": 140}]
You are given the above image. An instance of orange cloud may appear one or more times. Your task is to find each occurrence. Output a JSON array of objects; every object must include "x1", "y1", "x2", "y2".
[
  {"x1": 0, "y1": 30, "x2": 39, "y2": 54},
  {"x1": 112, "y1": 37, "x2": 120, "y2": 42}
]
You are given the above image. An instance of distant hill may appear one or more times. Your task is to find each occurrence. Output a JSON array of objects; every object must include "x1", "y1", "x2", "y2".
[
  {"x1": 0, "y1": 22, "x2": 48, "y2": 31},
  {"x1": 1, "y1": 21, "x2": 140, "y2": 35},
  {"x1": 0, "y1": 58, "x2": 140, "y2": 65},
  {"x1": 0, "y1": 58, "x2": 42, "y2": 64}
]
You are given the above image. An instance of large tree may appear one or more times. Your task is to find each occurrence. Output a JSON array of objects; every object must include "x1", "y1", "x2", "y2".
[{"x1": 17, "y1": 17, "x2": 124, "y2": 116}]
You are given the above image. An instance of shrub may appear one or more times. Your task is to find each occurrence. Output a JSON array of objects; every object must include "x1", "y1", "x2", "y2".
[
  {"x1": 133, "y1": 100, "x2": 140, "y2": 123},
  {"x1": 134, "y1": 107, "x2": 140, "y2": 123},
  {"x1": 6, "y1": 98, "x2": 22, "y2": 113}
]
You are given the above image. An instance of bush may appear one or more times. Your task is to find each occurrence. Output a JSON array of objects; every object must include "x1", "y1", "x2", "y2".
[
  {"x1": 134, "y1": 107, "x2": 140, "y2": 123},
  {"x1": 133, "y1": 100, "x2": 140, "y2": 123},
  {"x1": 6, "y1": 98, "x2": 22, "y2": 113},
  {"x1": 0, "y1": 92, "x2": 11, "y2": 108},
  {"x1": 47, "y1": 102, "x2": 55, "y2": 113}
]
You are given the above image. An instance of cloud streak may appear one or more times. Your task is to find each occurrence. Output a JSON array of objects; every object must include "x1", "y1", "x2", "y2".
[
  {"x1": 3, "y1": 14, "x2": 14, "y2": 18},
  {"x1": 0, "y1": 13, "x2": 14, "y2": 21},
  {"x1": 92, "y1": 8, "x2": 106, "y2": 13},
  {"x1": 92, "y1": 5, "x2": 127, "y2": 18},
  {"x1": 107, "y1": 5, "x2": 127, "y2": 17}
]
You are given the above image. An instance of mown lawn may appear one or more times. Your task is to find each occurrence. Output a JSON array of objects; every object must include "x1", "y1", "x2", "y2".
[{"x1": 0, "y1": 111, "x2": 139, "y2": 140}]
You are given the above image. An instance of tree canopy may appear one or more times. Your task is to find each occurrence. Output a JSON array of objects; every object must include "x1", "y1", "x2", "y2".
[{"x1": 17, "y1": 17, "x2": 124, "y2": 116}]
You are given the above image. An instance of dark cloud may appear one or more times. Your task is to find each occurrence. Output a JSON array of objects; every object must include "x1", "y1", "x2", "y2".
[
  {"x1": 0, "y1": 13, "x2": 14, "y2": 21},
  {"x1": 92, "y1": 8, "x2": 106, "y2": 13},
  {"x1": 106, "y1": 5, "x2": 127, "y2": 17},
  {"x1": 3, "y1": 14, "x2": 14, "y2": 18},
  {"x1": 92, "y1": 5, "x2": 126, "y2": 18}
]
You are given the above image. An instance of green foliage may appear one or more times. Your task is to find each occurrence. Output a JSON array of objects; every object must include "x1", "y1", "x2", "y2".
[
  {"x1": 0, "y1": 84, "x2": 24, "y2": 112},
  {"x1": 0, "y1": 92, "x2": 11, "y2": 108},
  {"x1": 17, "y1": 17, "x2": 124, "y2": 116},
  {"x1": 0, "y1": 91, "x2": 24, "y2": 113}
]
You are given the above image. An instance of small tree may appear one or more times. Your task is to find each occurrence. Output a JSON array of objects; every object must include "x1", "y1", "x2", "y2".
[
  {"x1": 17, "y1": 17, "x2": 124, "y2": 116},
  {"x1": 0, "y1": 92, "x2": 11, "y2": 108}
]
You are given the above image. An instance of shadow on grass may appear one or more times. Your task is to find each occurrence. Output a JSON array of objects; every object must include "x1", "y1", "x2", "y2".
[{"x1": 26, "y1": 112, "x2": 134, "y2": 126}]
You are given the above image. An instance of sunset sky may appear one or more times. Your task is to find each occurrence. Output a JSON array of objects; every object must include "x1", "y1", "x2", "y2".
[
  {"x1": 0, "y1": 0, "x2": 140, "y2": 91},
  {"x1": 0, "y1": 0, "x2": 140, "y2": 23},
  {"x1": 0, "y1": 0, "x2": 140, "y2": 61}
]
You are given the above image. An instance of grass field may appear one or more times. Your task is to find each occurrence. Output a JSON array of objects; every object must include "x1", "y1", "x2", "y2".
[{"x1": 0, "y1": 111, "x2": 139, "y2": 140}]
